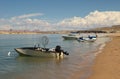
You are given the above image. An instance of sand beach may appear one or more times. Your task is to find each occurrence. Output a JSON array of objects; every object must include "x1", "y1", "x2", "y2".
[{"x1": 88, "y1": 33, "x2": 120, "y2": 79}]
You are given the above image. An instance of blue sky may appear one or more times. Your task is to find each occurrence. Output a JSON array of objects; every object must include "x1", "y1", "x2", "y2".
[
  {"x1": 0, "y1": 0, "x2": 120, "y2": 31},
  {"x1": 0, "y1": 0, "x2": 120, "y2": 19}
]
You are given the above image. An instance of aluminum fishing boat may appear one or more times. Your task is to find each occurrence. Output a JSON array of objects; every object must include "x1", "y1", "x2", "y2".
[{"x1": 15, "y1": 45, "x2": 69, "y2": 57}]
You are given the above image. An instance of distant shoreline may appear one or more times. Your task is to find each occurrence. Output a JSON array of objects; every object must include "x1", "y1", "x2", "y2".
[
  {"x1": 0, "y1": 25, "x2": 119, "y2": 34},
  {"x1": 0, "y1": 30, "x2": 118, "y2": 34},
  {"x1": 0, "y1": 30, "x2": 71, "y2": 34}
]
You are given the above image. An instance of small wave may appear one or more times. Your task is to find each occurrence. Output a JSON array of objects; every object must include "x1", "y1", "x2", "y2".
[{"x1": 94, "y1": 37, "x2": 111, "y2": 57}]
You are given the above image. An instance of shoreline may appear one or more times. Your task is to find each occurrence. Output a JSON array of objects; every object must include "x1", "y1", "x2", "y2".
[{"x1": 88, "y1": 33, "x2": 120, "y2": 79}]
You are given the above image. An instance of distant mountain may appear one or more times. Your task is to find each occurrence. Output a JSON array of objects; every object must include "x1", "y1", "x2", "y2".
[
  {"x1": 0, "y1": 25, "x2": 120, "y2": 34},
  {"x1": 92, "y1": 25, "x2": 120, "y2": 33}
]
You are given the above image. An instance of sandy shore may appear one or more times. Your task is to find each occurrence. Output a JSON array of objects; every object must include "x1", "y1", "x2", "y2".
[{"x1": 88, "y1": 33, "x2": 120, "y2": 79}]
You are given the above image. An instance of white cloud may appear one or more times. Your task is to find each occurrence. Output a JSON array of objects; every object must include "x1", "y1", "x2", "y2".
[
  {"x1": 22, "y1": 18, "x2": 50, "y2": 26},
  {"x1": 0, "y1": 13, "x2": 51, "y2": 31},
  {"x1": 0, "y1": 11, "x2": 120, "y2": 31},
  {"x1": 11, "y1": 13, "x2": 43, "y2": 19},
  {"x1": 57, "y1": 10, "x2": 120, "y2": 30}
]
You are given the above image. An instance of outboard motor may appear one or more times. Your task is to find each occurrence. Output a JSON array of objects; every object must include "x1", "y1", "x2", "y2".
[
  {"x1": 55, "y1": 45, "x2": 61, "y2": 53},
  {"x1": 63, "y1": 51, "x2": 69, "y2": 55}
]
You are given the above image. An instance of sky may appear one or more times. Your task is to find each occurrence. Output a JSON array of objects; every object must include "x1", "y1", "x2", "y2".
[{"x1": 0, "y1": 0, "x2": 120, "y2": 31}]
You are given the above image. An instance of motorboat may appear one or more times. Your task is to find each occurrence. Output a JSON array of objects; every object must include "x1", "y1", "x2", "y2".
[
  {"x1": 62, "y1": 32, "x2": 80, "y2": 40},
  {"x1": 78, "y1": 35, "x2": 97, "y2": 42},
  {"x1": 15, "y1": 36, "x2": 69, "y2": 58},
  {"x1": 15, "y1": 45, "x2": 69, "y2": 58}
]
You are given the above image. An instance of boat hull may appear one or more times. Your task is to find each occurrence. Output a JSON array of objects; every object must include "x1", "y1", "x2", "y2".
[
  {"x1": 62, "y1": 36, "x2": 78, "y2": 40},
  {"x1": 15, "y1": 47, "x2": 64, "y2": 58},
  {"x1": 78, "y1": 37, "x2": 97, "y2": 42}
]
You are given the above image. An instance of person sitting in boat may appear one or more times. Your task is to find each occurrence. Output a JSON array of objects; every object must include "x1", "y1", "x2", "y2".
[
  {"x1": 88, "y1": 35, "x2": 97, "y2": 39},
  {"x1": 88, "y1": 35, "x2": 93, "y2": 39},
  {"x1": 79, "y1": 36, "x2": 83, "y2": 40}
]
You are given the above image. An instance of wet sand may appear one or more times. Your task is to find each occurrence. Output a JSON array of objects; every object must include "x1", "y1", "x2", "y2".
[{"x1": 88, "y1": 33, "x2": 120, "y2": 79}]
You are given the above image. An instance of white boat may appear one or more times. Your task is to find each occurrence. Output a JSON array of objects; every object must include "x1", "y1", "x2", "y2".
[
  {"x1": 62, "y1": 33, "x2": 80, "y2": 40},
  {"x1": 15, "y1": 45, "x2": 69, "y2": 58},
  {"x1": 78, "y1": 35, "x2": 97, "y2": 42}
]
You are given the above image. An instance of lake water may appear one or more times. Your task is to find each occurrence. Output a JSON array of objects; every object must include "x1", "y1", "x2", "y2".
[{"x1": 0, "y1": 34, "x2": 109, "y2": 79}]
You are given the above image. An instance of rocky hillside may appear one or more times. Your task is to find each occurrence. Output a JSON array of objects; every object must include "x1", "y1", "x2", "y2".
[
  {"x1": 92, "y1": 25, "x2": 120, "y2": 33},
  {"x1": 0, "y1": 25, "x2": 120, "y2": 34}
]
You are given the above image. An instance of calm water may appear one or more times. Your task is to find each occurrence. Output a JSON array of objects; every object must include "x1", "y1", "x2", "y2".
[{"x1": 0, "y1": 34, "x2": 109, "y2": 79}]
